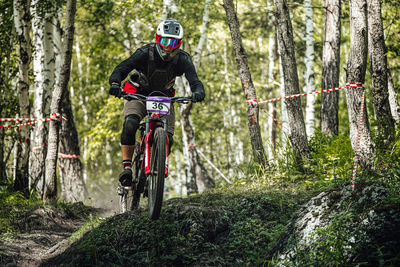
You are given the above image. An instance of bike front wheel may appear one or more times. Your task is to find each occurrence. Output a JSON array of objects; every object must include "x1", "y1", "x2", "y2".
[{"x1": 148, "y1": 127, "x2": 167, "y2": 220}]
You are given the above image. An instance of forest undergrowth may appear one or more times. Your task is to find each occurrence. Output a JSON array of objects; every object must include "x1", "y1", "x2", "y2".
[{"x1": 1, "y1": 130, "x2": 400, "y2": 266}]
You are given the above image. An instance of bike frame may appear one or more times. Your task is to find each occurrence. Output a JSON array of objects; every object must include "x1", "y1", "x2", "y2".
[
  {"x1": 142, "y1": 115, "x2": 169, "y2": 177},
  {"x1": 120, "y1": 92, "x2": 190, "y2": 215}
]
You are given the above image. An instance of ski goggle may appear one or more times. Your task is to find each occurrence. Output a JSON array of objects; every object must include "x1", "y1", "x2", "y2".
[{"x1": 156, "y1": 34, "x2": 182, "y2": 49}]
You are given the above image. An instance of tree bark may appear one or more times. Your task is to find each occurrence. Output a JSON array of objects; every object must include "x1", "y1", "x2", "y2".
[
  {"x1": 13, "y1": 0, "x2": 31, "y2": 193},
  {"x1": 223, "y1": 0, "x2": 267, "y2": 166},
  {"x1": 161, "y1": 0, "x2": 178, "y2": 20},
  {"x1": 0, "y1": 3, "x2": 14, "y2": 183},
  {"x1": 387, "y1": 68, "x2": 400, "y2": 124},
  {"x1": 274, "y1": 0, "x2": 310, "y2": 165},
  {"x1": 169, "y1": 0, "x2": 214, "y2": 194},
  {"x1": 30, "y1": 0, "x2": 56, "y2": 197},
  {"x1": 267, "y1": 0, "x2": 277, "y2": 159},
  {"x1": 279, "y1": 52, "x2": 289, "y2": 146},
  {"x1": 44, "y1": 0, "x2": 77, "y2": 201},
  {"x1": 59, "y1": 90, "x2": 88, "y2": 202},
  {"x1": 367, "y1": 0, "x2": 395, "y2": 147},
  {"x1": 74, "y1": 35, "x2": 89, "y2": 184},
  {"x1": 321, "y1": 0, "x2": 341, "y2": 136},
  {"x1": 303, "y1": 0, "x2": 316, "y2": 139},
  {"x1": 346, "y1": 0, "x2": 375, "y2": 169}
]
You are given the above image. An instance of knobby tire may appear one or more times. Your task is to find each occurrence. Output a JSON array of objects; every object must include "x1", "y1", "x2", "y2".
[{"x1": 148, "y1": 127, "x2": 166, "y2": 220}]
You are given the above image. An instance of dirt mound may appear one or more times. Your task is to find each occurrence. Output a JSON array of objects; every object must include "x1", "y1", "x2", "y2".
[{"x1": 0, "y1": 202, "x2": 100, "y2": 267}]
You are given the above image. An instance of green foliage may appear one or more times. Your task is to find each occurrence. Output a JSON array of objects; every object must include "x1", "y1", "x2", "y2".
[
  {"x1": 44, "y1": 186, "x2": 302, "y2": 266},
  {"x1": 295, "y1": 211, "x2": 358, "y2": 266},
  {"x1": 68, "y1": 214, "x2": 105, "y2": 243},
  {"x1": 308, "y1": 130, "x2": 354, "y2": 182}
]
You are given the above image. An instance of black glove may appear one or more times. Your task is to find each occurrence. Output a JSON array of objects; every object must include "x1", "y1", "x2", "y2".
[
  {"x1": 109, "y1": 84, "x2": 122, "y2": 98},
  {"x1": 191, "y1": 91, "x2": 205, "y2": 103}
]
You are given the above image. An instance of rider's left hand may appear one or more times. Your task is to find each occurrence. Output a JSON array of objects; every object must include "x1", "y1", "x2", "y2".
[{"x1": 191, "y1": 91, "x2": 205, "y2": 102}]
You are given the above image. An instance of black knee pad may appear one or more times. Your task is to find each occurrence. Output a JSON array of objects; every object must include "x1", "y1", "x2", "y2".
[
  {"x1": 167, "y1": 132, "x2": 174, "y2": 154},
  {"x1": 121, "y1": 115, "x2": 140, "y2": 145}
]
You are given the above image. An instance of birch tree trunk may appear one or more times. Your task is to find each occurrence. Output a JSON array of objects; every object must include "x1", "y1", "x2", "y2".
[
  {"x1": 321, "y1": 0, "x2": 341, "y2": 136},
  {"x1": 274, "y1": 0, "x2": 310, "y2": 165},
  {"x1": 30, "y1": 0, "x2": 56, "y2": 197},
  {"x1": 168, "y1": 0, "x2": 214, "y2": 194},
  {"x1": 387, "y1": 68, "x2": 400, "y2": 124},
  {"x1": 346, "y1": 0, "x2": 375, "y2": 169},
  {"x1": 59, "y1": 89, "x2": 88, "y2": 202},
  {"x1": 161, "y1": 0, "x2": 178, "y2": 20},
  {"x1": 177, "y1": 79, "x2": 214, "y2": 194},
  {"x1": 367, "y1": 0, "x2": 395, "y2": 146},
  {"x1": 74, "y1": 35, "x2": 89, "y2": 184},
  {"x1": 303, "y1": 0, "x2": 316, "y2": 138},
  {"x1": 223, "y1": 0, "x2": 267, "y2": 165},
  {"x1": 45, "y1": 0, "x2": 77, "y2": 201},
  {"x1": 279, "y1": 51, "x2": 289, "y2": 146},
  {"x1": 267, "y1": 0, "x2": 277, "y2": 159},
  {"x1": 0, "y1": 6, "x2": 14, "y2": 182},
  {"x1": 13, "y1": 0, "x2": 31, "y2": 193}
]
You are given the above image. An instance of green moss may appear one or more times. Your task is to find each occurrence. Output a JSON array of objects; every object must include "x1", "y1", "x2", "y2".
[{"x1": 40, "y1": 184, "x2": 304, "y2": 266}]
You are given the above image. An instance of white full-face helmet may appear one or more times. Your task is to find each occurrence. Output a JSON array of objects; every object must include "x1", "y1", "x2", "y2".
[{"x1": 155, "y1": 19, "x2": 184, "y2": 61}]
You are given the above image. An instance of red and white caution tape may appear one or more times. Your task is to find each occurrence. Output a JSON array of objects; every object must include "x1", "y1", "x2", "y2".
[
  {"x1": 30, "y1": 141, "x2": 79, "y2": 160},
  {"x1": 58, "y1": 153, "x2": 80, "y2": 159},
  {"x1": 58, "y1": 153, "x2": 79, "y2": 169},
  {"x1": 351, "y1": 89, "x2": 366, "y2": 192},
  {"x1": 0, "y1": 113, "x2": 67, "y2": 128},
  {"x1": 246, "y1": 99, "x2": 258, "y2": 105},
  {"x1": 0, "y1": 118, "x2": 39, "y2": 122},
  {"x1": 249, "y1": 82, "x2": 365, "y2": 190},
  {"x1": 254, "y1": 83, "x2": 363, "y2": 105}
]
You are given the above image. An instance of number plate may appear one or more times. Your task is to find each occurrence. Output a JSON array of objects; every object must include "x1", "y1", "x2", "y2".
[{"x1": 146, "y1": 96, "x2": 171, "y2": 114}]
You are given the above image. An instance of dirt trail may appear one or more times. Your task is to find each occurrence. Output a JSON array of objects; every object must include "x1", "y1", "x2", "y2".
[{"x1": 0, "y1": 206, "x2": 117, "y2": 267}]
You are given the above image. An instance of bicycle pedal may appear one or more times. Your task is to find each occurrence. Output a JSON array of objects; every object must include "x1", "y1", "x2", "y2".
[
  {"x1": 117, "y1": 183, "x2": 132, "y2": 195},
  {"x1": 117, "y1": 185, "x2": 124, "y2": 195}
]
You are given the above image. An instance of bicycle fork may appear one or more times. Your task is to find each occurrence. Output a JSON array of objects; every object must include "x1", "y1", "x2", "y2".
[{"x1": 144, "y1": 118, "x2": 170, "y2": 178}]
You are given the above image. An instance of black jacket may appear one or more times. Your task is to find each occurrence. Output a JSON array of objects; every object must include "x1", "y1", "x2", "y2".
[{"x1": 109, "y1": 43, "x2": 204, "y2": 96}]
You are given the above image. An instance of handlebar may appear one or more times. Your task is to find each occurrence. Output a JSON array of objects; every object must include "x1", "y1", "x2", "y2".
[{"x1": 121, "y1": 92, "x2": 192, "y2": 104}]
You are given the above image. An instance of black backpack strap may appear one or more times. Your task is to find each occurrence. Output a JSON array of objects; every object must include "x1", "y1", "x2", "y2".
[
  {"x1": 147, "y1": 43, "x2": 179, "y2": 92},
  {"x1": 147, "y1": 43, "x2": 157, "y2": 79}
]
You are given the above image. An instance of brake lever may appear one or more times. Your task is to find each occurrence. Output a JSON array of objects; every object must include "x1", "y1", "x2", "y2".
[{"x1": 124, "y1": 96, "x2": 138, "y2": 101}]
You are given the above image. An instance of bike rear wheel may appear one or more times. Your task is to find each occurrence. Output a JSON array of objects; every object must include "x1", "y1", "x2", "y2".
[{"x1": 148, "y1": 127, "x2": 166, "y2": 220}]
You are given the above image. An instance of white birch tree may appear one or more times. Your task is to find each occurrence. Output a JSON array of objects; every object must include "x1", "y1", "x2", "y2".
[
  {"x1": 13, "y1": 0, "x2": 31, "y2": 193},
  {"x1": 223, "y1": 0, "x2": 267, "y2": 166},
  {"x1": 303, "y1": 0, "x2": 316, "y2": 138},
  {"x1": 30, "y1": 0, "x2": 57, "y2": 197},
  {"x1": 45, "y1": 0, "x2": 77, "y2": 200},
  {"x1": 274, "y1": 0, "x2": 310, "y2": 165},
  {"x1": 367, "y1": 0, "x2": 395, "y2": 146},
  {"x1": 321, "y1": 0, "x2": 341, "y2": 136},
  {"x1": 387, "y1": 68, "x2": 400, "y2": 124},
  {"x1": 346, "y1": 0, "x2": 375, "y2": 169},
  {"x1": 267, "y1": 29, "x2": 277, "y2": 160},
  {"x1": 168, "y1": 0, "x2": 214, "y2": 194}
]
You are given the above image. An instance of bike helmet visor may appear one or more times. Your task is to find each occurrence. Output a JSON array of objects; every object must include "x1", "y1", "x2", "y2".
[{"x1": 156, "y1": 34, "x2": 182, "y2": 49}]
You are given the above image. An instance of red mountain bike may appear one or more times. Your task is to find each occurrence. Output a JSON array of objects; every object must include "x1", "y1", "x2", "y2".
[{"x1": 118, "y1": 92, "x2": 191, "y2": 219}]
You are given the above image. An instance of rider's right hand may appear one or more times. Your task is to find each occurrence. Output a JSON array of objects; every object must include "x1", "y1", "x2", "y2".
[{"x1": 109, "y1": 84, "x2": 122, "y2": 98}]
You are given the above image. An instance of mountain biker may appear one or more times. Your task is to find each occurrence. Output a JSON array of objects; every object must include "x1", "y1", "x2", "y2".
[{"x1": 108, "y1": 19, "x2": 205, "y2": 187}]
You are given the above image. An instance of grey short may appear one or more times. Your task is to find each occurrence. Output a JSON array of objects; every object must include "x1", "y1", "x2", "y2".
[{"x1": 123, "y1": 99, "x2": 175, "y2": 135}]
